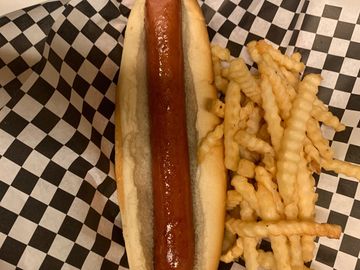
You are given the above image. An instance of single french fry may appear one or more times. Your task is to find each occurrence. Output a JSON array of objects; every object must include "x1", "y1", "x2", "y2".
[
  {"x1": 297, "y1": 156, "x2": 316, "y2": 220},
  {"x1": 257, "y1": 183, "x2": 281, "y2": 221},
  {"x1": 237, "y1": 158, "x2": 256, "y2": 179},
  {"x1": 235, "y1": 130, "x2": 275, "y2": 156},
  {"x1": 221, "y1": 237, "x2": 244, "y2": 263},
  {"x1": 301, "y1": 235, "x2": 316, "y2": 262},
  {"x1": 246, "y1": 106, "x2": 262, "y2": 135},
  {"x1": 228, "y1": 58, "x2": 262, "y2": 105},
  {"x1": 198, "y1": 123, "x2": 223, "y2": 163},
  {"x1": 260, "y1": 75, "x2": 284, "y2": 153},
  {"x1": 243, "y1": 237, "x2": 260, "y2": 270},
  {"x1": 262, "y1": 153, "x2": 277, "y2": 176},
  {"x1": 276, "y1": 74, "x2": 321, "y2": 208},
  {"x1": 247, "y1": 40, "x2": 262, "y2": 63},
  {"x1": 307, "y1": 117, "x2": 334, "y2": 160},
  {"x1": 232, "y1": 176, "x2": 260, "y2": 215},
  {"x1": 280, "y1": 65, "x2": 299, "y2": 89},
  {"x1": 311, "y1": 104, "x2": 346, "y2": 132},
  {"x1": 321, "y1": 158, "x2": 360, "y2": 180},
  {"x1": 257, "y1": 40, "x2": 305, "y2": 73},
  {"x1": 258, "y1": 54, "x2": 292, "y2": 120},
  {"x1": 224, "y1": 81, "x2": 242, "y2": 171},
  {"x1": 229, "y1": 220, "x2": 342, "y2": 239},
  {"x1": 303, "y1": 137, "x2": 321, "y2": 173},
  {"x1": 255, "y1": 166, "x2": 284, "y2": 216},
  {"x1": 289, "y1": 235, "x2": 303, "y2": 268},
  {"x1": 271, "y1": 236, "x2": 292, "y2": 270}
]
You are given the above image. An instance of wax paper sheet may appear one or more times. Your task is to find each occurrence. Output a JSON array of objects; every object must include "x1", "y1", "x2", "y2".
[{"x1": 0, "y1": 0, "x2": 359, "y2": 269}]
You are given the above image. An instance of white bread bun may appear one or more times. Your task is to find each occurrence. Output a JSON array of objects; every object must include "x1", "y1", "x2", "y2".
[{"x1": 115, "y1": 0, "x2": 227, "y2": 269}]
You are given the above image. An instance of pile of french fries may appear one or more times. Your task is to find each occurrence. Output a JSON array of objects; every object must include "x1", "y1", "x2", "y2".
[{"x1": 203, "y1": 40, "x2": 360, "y2": 269}]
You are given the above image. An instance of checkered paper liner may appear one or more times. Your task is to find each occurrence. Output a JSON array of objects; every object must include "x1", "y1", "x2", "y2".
[{"x1": 0, "y1": 0, "x2": 359, "y2": 269}]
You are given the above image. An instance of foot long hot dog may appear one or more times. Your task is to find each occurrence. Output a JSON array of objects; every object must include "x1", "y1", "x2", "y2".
[{"x1": 115, "y1": 0, "x2": 226, "y2": 268}]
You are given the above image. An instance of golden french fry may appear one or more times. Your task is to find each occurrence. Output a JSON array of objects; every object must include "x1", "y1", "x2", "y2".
[
  {"x1": 256, "y1": 183, "x2": 281, "y2": 221},
  {"x1": 297, "y1": 156, "x2": 316, "y2": 220},
  {"x1": 237, "y1": 158, "x2": 256, "y2": 179},
  {"x1": 246, "y1": 106, "x2": 262, "y2": 135},
  {"x1": 257, "y1": 40, "x2": 305, "y2": 73},
  {"x1": 311, "y1": 103, "x2": 346, "y2": 132},
  {"x1": 280, "y1": 65, "x2": 299, "y2": 89},
  {"x1": 239, "y1": 101, "x2": 255, "y2": 129},
  {"x1": 232, "y1": 176, "x2": 260, "y2": 215},
  {"x1": 228, "y1": 58, "x2": 262, "y2": 105},
  {"x1": 291, "y1": 52, "x2": 302, "y2": 63},
  {"x1": 307, "y1": 117, "x2": 334, "y2": 160},
  {"x1": 271, "y1": 236, "x2": 292, "y2": 270},
  {"x1": 276, "y1": 74, "x2": 321, "y2": 208},
  {"x1": 243, "y1": 237, "x2": 260, "y2": 270},
  {"x1": 321, "y1": 158, "x2": 360, "y2": 180},
  {"x1": 260, "y1": 75, "x2": 284, "y2": 153},
  {"x1": 235, "y1": 130, "x2": 275, "y2": 156},
  {"x1": 262, "y1": 153, "x2": 277, "y2": 176},
  {"x1": 303, "y1": 137, "x2": 321, "y2": 173},
  {"x1": 258, "y1": 54, "x2": 292, "y2": 120},
  {"x1": 247, "y1": 40, "x2": 262, "y2": 63},
  {"x1": 301, "y1": 235, "x2": 315, "y2": 262},
  {"x1": 210, "y1": 99, "x2": 225, "y2": 118},
  {"x1": 224, "y1": 81, "x2": 242, "y2": 171},
  {"x1": 255, "y1": 166, "x2": 284, "y2": 216},
  {"x1": 220, "y1": 237, "x2": 244, "y2": 263},
  {"x1": 229, "y1": 220, "x2": 342, "y2": 239},
  {"x1": 289, "y1": 235, "x2": 303, "y2": 268},
  {"x1": 198, "y1": 123, "x2": 223, "y2": 163}
]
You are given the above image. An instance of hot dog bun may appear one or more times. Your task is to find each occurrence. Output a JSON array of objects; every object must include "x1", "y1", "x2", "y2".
[{"x1": 115, "y1": 0, "x2": 227, "y2": 269}]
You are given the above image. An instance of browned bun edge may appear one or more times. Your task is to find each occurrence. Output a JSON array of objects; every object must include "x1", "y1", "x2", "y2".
[{"x1": 115, "y1": 0, "x2": 227, "y2": 269}]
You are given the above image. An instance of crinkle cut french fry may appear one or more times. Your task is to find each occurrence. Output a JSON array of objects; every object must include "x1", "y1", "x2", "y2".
[
  {"x1": 311, "y1": 103, "x2": 345, "y2": 132},
  {"x1": 243, "y1": 237, "x2": 260, "y2": 270},
  {"x1": 276, "y1": 74, "x2": 321, "y2": 207},
  {"x1": 257, "y1": 40, "x2": 305, "y2": 73},
  {"x1": 307, "y1": 117, "x2": 334, "y2": 160},
  {"x1": 228, "y1": 58, "x2": 262, "y2": 105},
  {"x1": 303, "y1": 137, "x2": 321, "y2": 173},
  {"x1": 210, "y1": 99, "x2": 225, "y2": 118},
  {"x1": 229, "y1": 220, "x2": 342, "y2": 239},
  {"x1": 258, "y1": 55, "x2": 292, "y2": 120},
  {"x1": 297, "y1": 156, "x2": 316, "y2": 220},
  {"x1": 235, "y1": 130, "x2": 275, "y2": 156},
  {"x1": 321, "y1": 158, "x2": 360, "y2": 180},
  {"x1": 232, "y1": 176, "x2": 260, "y2": 216},
  {"x1": 255, "y1": 166, "x2": 284, "y2": 217},
  {"x1": 221, "y1": 237, "x2": 244, "y2": 263},
  {"x1": 271, "y1": 236, "x2": 292, "y2": 270},
  {"x1": 260, "y1": 75, "x2": 284, "y2": 153},
  {"x1": 246, "y1": 106, "x2": 262, "y2": 135},
  {"x1": 224, "y1": 81, "x2": 242, "y2": 171},
  {"x1": 280, "y1": 65, "x2": 299, "y2": 89},
  {"x1": 256, "y1": 183, "x2": 281, "y2": 221},
  {"x1": 247, "y1": 40, "x2": 262, "y2": 63},
  {"x1": 239, "y1": 101, "x2": 255, "y2": 128},
  {"x1": 198, "y1": 123, "x2": 223, "y2": 163},
  {"x1": 239, "y1": 146, "x2": 260, "y2": 162},
  {"x1": 289, "y1": 235, "x2": 303, "y2": 268},
  {"x1": 301, "y1": 235, "x2": 315, "y2": 262}
]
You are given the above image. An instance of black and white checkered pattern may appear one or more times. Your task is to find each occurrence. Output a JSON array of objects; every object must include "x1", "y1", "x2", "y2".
[{"x1": 0, "y1": 0, "x2": 359, "y2": 269}]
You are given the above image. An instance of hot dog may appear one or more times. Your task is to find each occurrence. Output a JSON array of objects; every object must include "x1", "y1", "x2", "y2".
[{"x1": 115, "y1": 0, "x2": 226, "y2": 268}]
